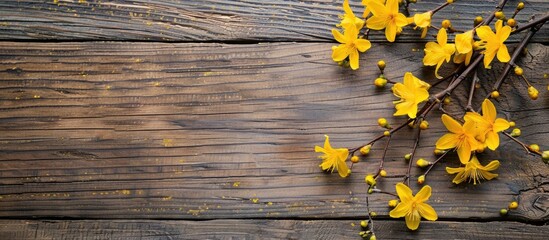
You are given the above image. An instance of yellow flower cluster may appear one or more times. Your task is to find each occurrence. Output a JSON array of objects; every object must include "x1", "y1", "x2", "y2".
[
  {"x1": 392, "y1": 72, "x2": 430, "y2": 119},
  {"x1": 435, "y1": 99, "x2": 510, "y2": 184},
  {"x1": 315, "y1": 135, "x2": 350, "y2": 178}
]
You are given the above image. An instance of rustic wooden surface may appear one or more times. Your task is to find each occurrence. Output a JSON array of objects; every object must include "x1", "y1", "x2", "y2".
[{"x1": 0, "y1": 0, "x2": 548, "y2": 239}]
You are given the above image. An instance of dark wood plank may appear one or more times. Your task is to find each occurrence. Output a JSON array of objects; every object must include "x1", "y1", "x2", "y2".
[
  {"x1": 0, "y1": 0, "x2": 547, "y2": 42},
  {"x1": 0, "y1": 42, "x2": 548, "y2": 221},
  {"x1": 0, "y1": 219, "x2": 548, "y2": 240}
]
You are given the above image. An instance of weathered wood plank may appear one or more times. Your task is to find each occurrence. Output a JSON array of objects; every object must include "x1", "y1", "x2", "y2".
[
  {"x1": 0, "y1": 0, "x2": 547, "y2": 42},
  {"x1": 0, "y1": 219, "x2": 548, "y2": 240},
  {"x1": 0, "y1": 42, "x2": 548, "y2": 221}
]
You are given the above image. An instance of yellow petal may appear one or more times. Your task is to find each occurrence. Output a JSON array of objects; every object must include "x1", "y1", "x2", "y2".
[
  {"x1": 387, "y1": 0, "x2": 399, "y2": 15},
  {"x1": 366, "y1": 0, "x2": 387, "y2": 17},
  {"x1": 465, "y1": 50, "x2": 473, "y2": 65},
  {"x1": 455, "y1": 31, "x2": 473, "y2": 54},
  {"x1": 493, "y1": 118, "x2": 510, "y2": 132},
  {"x1": 446, "y1": 166, "x2": 464, "y2": 174},
  {"x1": 405, "y1": 211, "x2": 421, "y2": 230},
  {"x1": 414, "y1": 12, "x2": 431, "y2": 28},
  {"x1": 483, "y1": 160, "x2": 500, "y2": 171},
  {"x1": 319, "y1": 160, "x2": 333, "y2": 171},
  {"x1": 332, "y1": 44, "x2": 349, "y2": 62},
  {"x1": 314, "y1": 145, "x2": 326, "y2": 153},
  {"x1": 385, "y1": 22, "x2": 397, "y2": 42},
  {"x1": 434, "y1": 59, "x2": 444, "y2": 79},
  {"x1": 485, "y1": 130, "x2": 499, "y2": 150},
  {"x1": 476, "y1": 26, "x2": 495, "y2": 41},
  {"x1": 414, "y1": 185, "x2": 432, "y2": 202},
  {"x1": 482, "y1": 99, "x2": 496, "y2": 122},
  {"x1": 355, "y1": 39, "x2": 372, "y2": 52},
  {"x1": 483, "y1": 49, "x2": 497, "y2": 69},
  {"x1": 389, "y1": 202, "x2": 410, "y2": 218},
  {"x1": 481, "y1": 171, "x2": 498, "y2": 180},
  {"x1": 332, "y1": 29, "x2": 346, "y2": 44},
  {"x1": 395, "y1": 183, "x2": 413, "y2": 202},
  {"x1": 394, "y1": 101, "x2": 415, "y2": 117},
  {"x1": 441, "y1": 114, "x2": 463, "y2": 134},
  {"x1": 435, "y1": 133, "x2": 458, "y2": 149},
  {"x1": 457, "y1": 142, "x2": 472, "y2": 164},
  {"x1": 497, "y1": 24, "x2": 511, "y2": 42},
  {"x1": 323, "y1": 135, "x2": 332, "y2": 150},
  {"x1": 337, "y1": 159, "x2": 349, "y2": 177},
  {"x1": 437, "y1": 28, "x2": 447, "y2": 46},
  {"x1": 349, "y1": 50, "x2": 359, "y2": 70},
  {"x1": 395, "y1": 13, "x2": 410, "y2": 27},
  {"x1": 497, "y1": 44, "x2": 510, "y2": 63},
  {"x1": 415, "y1": 88, "x2": 430, "y2": 103},
  {"x1": 343, "y1": 0, "x2": 353, "y2": 16},
  {"x1": 417, "y1": 203, "x2": 438, "y2": 221},
  {"x1": 451, "y1": 170, "x2": 467, "y2": 184},
  {"x1": 366, "y1": 16, "x2": 387, "y2": 30}
]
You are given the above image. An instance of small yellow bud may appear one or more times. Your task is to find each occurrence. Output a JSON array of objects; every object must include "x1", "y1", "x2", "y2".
[
  {"x1": 500, "y1": 208, "x2": 508, "y2": 216},
  {"x1": 529, "y1": 144, "x2": 540, "y2": 152},
  {"x1": 434, "y1": 149, "x2": 445, "y2": 155},
  {"x1": 474, "y1": 16, "x2": 483, "y2": 26},
  {"x1": 511, "y1": 128, "x2": 521, "y2": 137},
  {"x1": 528, "y1": 86, "x2": 539, "y2": 100},
  {"x1": 379, "y1": 169, "x2": 387, "y2": 177},
  {"x1": 495, "y1": 11, "x2": 505, "y2": 20},
  {"x1": 360, "y1": 220, "x2": 368, "y2": 228},
  {"x1": 491, "y1": 90, "x2": 500, "y2": 99},
  {"x1": 359, "y1": 231, "x2": 367, "y2": 237},
  {"x1": 441, "y1": 19, "x2": 451, "y2": 29},
  {"x1": 351, "y1": 156, "x2": 360, "y2": 163},
  {"x1": 517, "y1": 2, "x2": 525, "y2": 10},
  {"x1": 365, "y1": 174, "x2": 376, "y2": 186},
  {"x1": 360, "y1": 145, "x2": 371, "y2": 155},
  {"x1": 378, "y1": 118, "x2": 388, "y2": 128},
  {"x1": 509, "y1": 201, "x2": 518, "y2": 209},
  {"x1": 509, "y1": 121, "x2": 515, "y2": 127},
  {"x1": 475, "y1": 83, "x2": 481, "y2": 89},
  {"x1": 419, "y1": 120, "x2": 429, "y2": 130},
  {"x1": 347, "y1": 169, "x2": 352, "y2": 176},
  {"x1": 404, "y1": 153, "x2": 412, "y2": 160},
  {"x1": 388, "y1": 199, "x2": 399, "y2": 207},
  {"x1": 447, "y1": 0, "x2": 454, "y2": 3},
  {"x1": 377, "y1": 60, "x2": 386, "y2": 70},
  {"x1": 370, "y1": 235, "x2": 377, "y2": 240},
  {"x1": 542, "y1": 151, "x2": 549, "y2": 163},
  {"x1": 369, "y1": 212, "x2": 377, "y2": 217},
  {"x1": 374, "y1": 77, "x2": 387, "y2": 88},
  {"x1": 368, "y1": 188, "x2": 374, "y2": 194},
  {"x1": 507, "y1": 18, "x2": 517, "y2": 27},
  {"x1": 443, "y1": 96, "x2": 451, "y2": 105},
  {"x1": 416, "y1": 158, "x2": 431, "y2": 168},
  {"x1": 514, "y1": 66, "x2": 523, "y2": 75},
  {"x1": 408, "y1": 121, "x2": 415, "y2": 128},
  {"x1": 418, "y1": 175, "x2": 425, "y2": 184},
  {"x1": 383, "y1": 130, "x2": 390, "y2": 136}
]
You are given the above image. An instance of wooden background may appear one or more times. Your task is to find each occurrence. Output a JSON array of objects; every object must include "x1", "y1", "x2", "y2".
[{"x1": 0, "y1": 0, "x2": 548, "y2": 239}]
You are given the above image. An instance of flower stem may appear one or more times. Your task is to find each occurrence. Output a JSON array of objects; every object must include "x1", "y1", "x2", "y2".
[
  {"x1": 432, "y1": 2, "x2": 450, "y2": 15},
  {"x1": 404, "y1": 127, "x2": 422, "y2": 186},
  {"x1": 374, "y1": 135, "x2": 391, "y2": 178},
  {"x1": 350, "y1": 118, "x2": 414, "y2": 155},
  {"x1": 466, "y1": 71, "x2": 480, "y2": 112},
  {"x1": 512, "y1": 13, "x2": 549, "y2": 34},
  {"x1": 503, "y1": 132, "x2": 542, "y2": 156},
  {"x1": 423, "y1": 150, "x2": 449, "y2": 177}
]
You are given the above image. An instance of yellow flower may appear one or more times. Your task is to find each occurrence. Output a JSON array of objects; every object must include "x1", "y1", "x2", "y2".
[
  {"x1": 476, "y1": 20, "x2": 511, "y2": 69},
  {"x1": 464, "y1": 99, "x2": 510, "y2": 150},
  {"x1": 423, "y1": 28, "x2": 455, "y2": 79},
  {"x1": 390, "y1": 183, "x2": 438, "y2": 230},
  {"x1": 392, "y1": 72, "x2": 430, "y2": 119},
  {"x1": 315, "y1": 135, "x2": 350, "y2": 178},
  {"x1": 331, "y1": 26, "x2": 372, "y2": 70},
  {"x1": 446, "y1": 156, "x2": 500, "y2": 185},
  {"x1": 339, "y1": 0, "x2": 365, "y2": 30},
  {"x1": 435, "y1": 114, "x2": 479, "y2": 164},
  {"x1": 453, "y1": 30, "x2": 474, "y2": 65},
  {"x1": 413, "y1": 11, "x2": 432, "y2": 38},
  {"x1": 365, "y1": 0, "x2": 408, "y2": 42},
  {"x1": 362, "y1": 0, "x2": 386, "y2": 18}
]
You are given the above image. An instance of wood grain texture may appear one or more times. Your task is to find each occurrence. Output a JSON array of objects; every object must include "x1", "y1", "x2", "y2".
[
  {"x1": 0, "y1": 0, "x2": 547, "y2": 42},
  {"x1": 0, "y1": 42, "x2": 548, "y2": 222},
  {"x1": 0, "y1": 219, "x2": 548, "y2": 240}
]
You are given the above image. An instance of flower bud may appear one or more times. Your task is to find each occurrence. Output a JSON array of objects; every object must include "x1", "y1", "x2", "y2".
[
  {"x1": 374, "y1": 77, "x2": 387, "y2": 88},
  {"x1": 474, "y1": 16, "x2": 483, "y2": 26},
  {"x1": 370, "y1": 235, "x2": 377, "y2": 240},
  {"x1": 511, "y1": 128, "x2": 521, "y2": 137},
  {"x1": 441, "y1": 20, "x2": 451, "y2": 29},
  {"x1": 416, "y1": 158, "x2": 431, "y2": 168},
  {"x1": 360, "y1": 145, "x2": 372, "y2": 155},
  {"x1": 379, "y1": 169, "x2": 387, "y2": 177},
  {"x1": 529, "y1": 144, "x2": 540, "y2": 152},
  {"x1": 517, "y1": 2, "x2": 525, "y2": 10},
  {"x1": 509, "y1": 201, "x2": 518, "y2": 209},
  {"x1": 494, "y1": 11, "x2": 505, "y2": 20},
  {"x1": 360, "y1": 220, "x2": 369, "y2": 228},
  {"x1": 514, "y1": 66, "x2": 523, "y2": 76},
  {"x1": 528, "y1": 86, "x2": 539, "y2": 100},
  {"x1": 418, "y1": 175, "x2": 425, "y2": 184},
  {"x1": 507, "y1": 18, "x2": 517, "y2": 27},
  {"x1": 369, "y1": 212, "x2": 377, "y2": 217},
  {"x1": 378, "y1": 118, "x2": 388, "y2": 128},
  {"x1": 434, "y1": 149, "x2": 445, "y2": 155},
  {"x1": 383, "y1": 130, "x2": 390, "y2": 136},
  {"x1": 491, "y1": 90, "x2": 500, "y2": 99},
  {"x1": 405, "y1": 153, "x2": 412, "y2": 160},
  {"x1": 351, "y1": 156, "x2": 360, "y2": 163},
  {"x1": 500, "y1": 208, "x2": 508, "y2": 216},
  {"x1": 443, "y1": 96, "x2": 451, "y2": 105},
  {"x1": 509, "y1": 121, "x2": 515, "y2": 127},
  {"x1": 359, "y1": 231, "x2": 367, "y2": 237},
  {"x1": 388, "y1": 199, "x2": 399, "y2": 207},
  {"x1": 447, "y1": 0, "x2": 454, "y2": 3},
  {"x1": 365, "y1": 174, "x2": 376, "y2": 186},
  {"x1": 542, "y1": 151, "x2": 549, "y2": 163},
  {"x1": 419, "y1": 120, "x2": 429, "y2": 130},
  {"x1": 377, "y1": 60, "x2": 386, "y2": 71}
]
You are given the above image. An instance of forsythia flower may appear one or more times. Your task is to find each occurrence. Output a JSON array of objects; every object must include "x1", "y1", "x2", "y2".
[
  {"x1": 464, "y1": 99, "x2": 510, "y2": 150},
  {"x1": 435, "y1": 114, "x2": 479, "y2": 164},
  {"x1": 476, "y1": 20, "x2": 511, "y2": 68},
  {"x1": 392, "y1": 72, "x2": 430, "y2": 119},
  {"x1": 315, "y1": 135, "x2": 350, "y2": 177},
  {"x1": 365, "y1": 0, "x2": 408, "y2": 42},
  {"x1": 331, "y1": 26, "x2": 372, "y2": 70},
  {"x1": 446, "y1": 155, "x2": 500, "y2": 185},
  {"x1": 339, "y1": 0, "x2": 365, "y2": 30},
  {"x1": 413, "y1": 11, "x2": 432, "y2": 38},
  {"x1": 423, "y1": 28, "x2": 455, "y2": 79},
  {"x1": 454, "y1": 30, "x2": 474, "y2": 65},
  {"x1": 390, "y1": 183, "x2": 438, "y2": 230}
]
